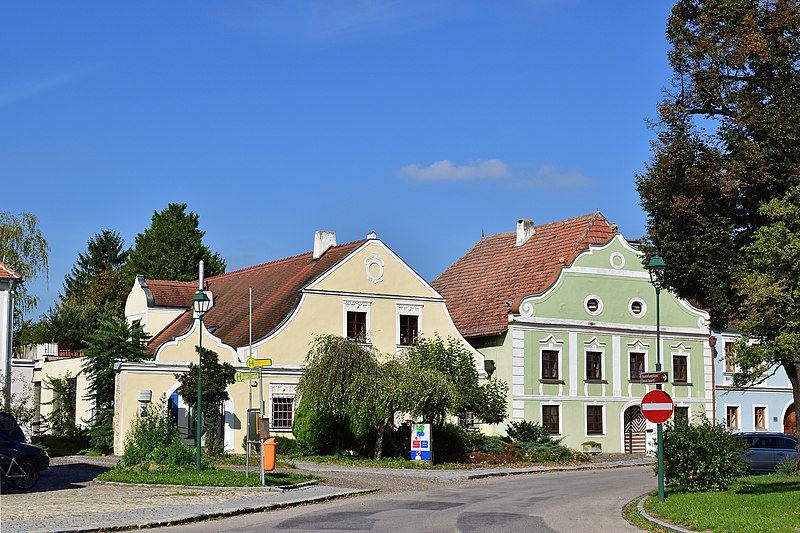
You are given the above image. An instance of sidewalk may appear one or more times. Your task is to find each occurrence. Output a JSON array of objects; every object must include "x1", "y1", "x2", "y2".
[{"x1": 0, "y1": 454, "x2": 653, "y2": 533}]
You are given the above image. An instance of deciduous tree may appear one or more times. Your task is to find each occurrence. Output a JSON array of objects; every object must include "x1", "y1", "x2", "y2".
[
  {"x1": 636, "y1": 0, "x2": 800, "y2": 453},
  {"x1": 0, "y1": 211, "x2": 48, "y2": 315},
  {"x1": 403, "y1": 336, "x2": 508, "y2": 425},
  {"x1": 174, "y1": 347, "x2": 236, "y2": 455}
]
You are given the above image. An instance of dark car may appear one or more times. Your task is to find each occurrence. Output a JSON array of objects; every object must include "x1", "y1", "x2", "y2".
[
  {"x1": 734, "y1": 432, "x2": 797, "y2": 474},
  {"x1": 0, "y1": 411, "x2": 50, "y2": 471}
]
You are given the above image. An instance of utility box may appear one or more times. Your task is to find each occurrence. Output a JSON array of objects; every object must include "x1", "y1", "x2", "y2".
[
  {"x1": 259, "y1": 417, "x2": 270, "y2": 440},
  {"x1": 246, "y1": 409, "x2": 260, "y2": 443}
]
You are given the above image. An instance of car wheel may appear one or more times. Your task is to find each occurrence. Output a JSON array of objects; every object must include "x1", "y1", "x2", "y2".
[{"x1": 7, "y1": 458, "x2": 40, "y2": 490}]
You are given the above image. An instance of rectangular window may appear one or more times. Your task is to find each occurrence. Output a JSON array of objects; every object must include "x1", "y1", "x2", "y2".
[
  {"x1": 724, "y1": 342, "x2": 737, "y2": 372},
  {"x1": 460, "y1": 411, "x2": 478, "y2": 430},
  {"x1": 673, "y1": 355, "x2": 688, "y2": 383},
  {"x1": 271, "y1": 396, "x2": 295, "y2": 430},
  {"x1": 542, "y1": 405, "x2": 560, "y2": 435},
  {"x1": 674, "y1": 406, "x2": 689, "y2": 422},
  {"x1": 754, "y1": 406, "x2": 766, "y2": 430},
  {"x1": 726, "y1": 406, "x2": 740, "y2": 430},
  {"x1": 587, "y1": 405, "x2": 604, "y2": 435},
  {"x1": 399, "y1": 315, "x2": 418, "y2": 346},
  {"x1": 346, "y1": 311, "x2": 367, "y2": 340},
  {"x1": 586, "y1": 351, "x2": 602, "y2": 380},
  {"x1": 629, "y1": 352, "x2": 645, "y2": 381},
  {"x1": 542, "y1": 350, "x2": 559, "y2": 380}
]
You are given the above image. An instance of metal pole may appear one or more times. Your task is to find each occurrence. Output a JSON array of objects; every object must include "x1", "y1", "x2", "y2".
[
  {"x1": 655, "y1": 285, "x2": 664, "y2": 503},
  {"x1": 196, "y1": 313, "x2": 203, "y2": 471}
]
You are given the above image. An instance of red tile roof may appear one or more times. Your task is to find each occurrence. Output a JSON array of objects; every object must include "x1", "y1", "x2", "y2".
[
  {"x1": 0, "y1": 261, "x2": 22, "y2": 281},
  {"x1": 147, "y1": 240, "x2": 366, "y2": 351},
  {"x1": 432, "y1": 212, "x2": 617, "y2": 338}
]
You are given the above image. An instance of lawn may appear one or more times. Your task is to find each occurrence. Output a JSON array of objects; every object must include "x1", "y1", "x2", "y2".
[
  {"x1": 643, "y1": 474, "x2": 800, "y2": 533},
  {"x1": 97, "y1": 466, "x2": 316, "y2": 487}
]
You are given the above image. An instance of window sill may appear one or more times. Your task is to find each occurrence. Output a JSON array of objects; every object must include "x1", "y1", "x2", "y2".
[
  {"x1": 539, "y1": 379, "x2": 565, "y2": 385},
  {"x1": 672, "y1": 382, "x2": 692, "y2": 386},
  {"x1": 584, "y1": 379, "x2": 608, "y2": 384}
]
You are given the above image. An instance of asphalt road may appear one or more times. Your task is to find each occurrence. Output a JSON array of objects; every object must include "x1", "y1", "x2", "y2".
[{"x1": 145, "y1": 466, "x2": 653, "y2": 533}]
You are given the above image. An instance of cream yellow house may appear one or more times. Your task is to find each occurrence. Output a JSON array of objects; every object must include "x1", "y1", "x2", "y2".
[{"x1": 116, "y1": 231, "x2": 482, "y2": 454}]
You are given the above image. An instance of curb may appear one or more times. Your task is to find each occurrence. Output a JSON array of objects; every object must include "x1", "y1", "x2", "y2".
[
  {"x1": 636, "y1": 495, "x2": 697, "y2": 533},
  {"x1": 47, "y1": 488, "x2": 376, "y2": 533},
  {"x1": 93, "y1": 478, "x2": 321, "y2": 492}
]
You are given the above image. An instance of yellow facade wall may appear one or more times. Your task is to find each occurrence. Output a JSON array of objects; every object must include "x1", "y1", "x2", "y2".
[{"x1": 117, "y1": 239, "x2": 480, "y2": 454}]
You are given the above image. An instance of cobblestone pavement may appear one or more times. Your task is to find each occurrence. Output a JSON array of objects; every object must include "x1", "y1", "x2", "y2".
[{"x1": 0, "y1": 454, "x2": 652, "y2": 532}]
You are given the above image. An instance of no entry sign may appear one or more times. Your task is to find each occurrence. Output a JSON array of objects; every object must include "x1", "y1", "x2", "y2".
[{"x1": 640, "y1": 389, "x2": 674, "y2": 424}]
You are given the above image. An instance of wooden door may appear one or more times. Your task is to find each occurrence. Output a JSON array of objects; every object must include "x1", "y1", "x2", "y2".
[
  {"x1": 785, "y1": 404, "x2": 796, "y2": 435},
  {"x1": 624, "y1": 406, "x2": 647, "y2": 454}
]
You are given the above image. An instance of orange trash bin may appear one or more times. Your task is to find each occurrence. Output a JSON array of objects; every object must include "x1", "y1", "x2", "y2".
[{"x1": 262, "y1": 438, "x2": 277, "y2": 471}]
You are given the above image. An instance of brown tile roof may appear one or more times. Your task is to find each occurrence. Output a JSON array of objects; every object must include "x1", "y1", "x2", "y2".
[
  {"x1": 0, "y1": 261, "x2": 22, "y2": 281},
  {"x1": 431, "y1": 212, "x2": 617, "y2": 338},
  {"x1": 146, "y1": 280, "x2": 197, "y2": 308},
  {"x1": 148, "y1": 240, "x2": 366, "y2": 351}
]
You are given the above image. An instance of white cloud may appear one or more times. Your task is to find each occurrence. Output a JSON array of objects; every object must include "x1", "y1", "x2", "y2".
[
  {"x1": 399, "y1": 159, "x2": 509, "y2": 181},
  {"x1": 515, "y1": 165, "x2": 590, "y2": 189}
]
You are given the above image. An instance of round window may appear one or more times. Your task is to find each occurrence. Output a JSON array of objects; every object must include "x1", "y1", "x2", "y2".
[
  {"x1": 629, "y1": 298, "x2": 647, "y2": 318},
  {"x1": 585, "y1": 296, "x2": 603, "y2": 315}
]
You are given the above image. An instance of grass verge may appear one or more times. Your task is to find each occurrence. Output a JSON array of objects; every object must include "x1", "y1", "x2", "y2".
[
  {"x1": 97, "y1": 465, "x2": 316, "y2": 487},
  {"x1": 643, "y1": 473, "x2": 800, "y2": 533}
]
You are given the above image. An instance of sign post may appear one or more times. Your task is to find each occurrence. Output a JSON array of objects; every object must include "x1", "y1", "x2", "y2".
[
  {"x1": 410, "y1": 423, "x2": 432, "y2": 463},
  {"x1": 641, "y1": 389, "x2": 674, "y2": 502}
]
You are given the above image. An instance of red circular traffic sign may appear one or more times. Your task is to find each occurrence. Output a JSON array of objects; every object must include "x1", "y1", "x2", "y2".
[{"x1": 640, "y1": 389, "x2": 674, "y2": 424}]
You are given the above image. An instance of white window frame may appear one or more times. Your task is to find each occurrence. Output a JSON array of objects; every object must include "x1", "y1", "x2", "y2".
[
  {"x1": 628, "y1": 350, "x2": 648, "y2": 382},
  {"x1": 585, "y1": 403, "x2": 606, "y2": 437},
  {"x1": 584, "y1": 295, "x2": 603, "y2": 316},
  {"x1": 540, "y1": 347, "x2": 562, "y2": 381},
  {"x1": 343, "y1": 299, "x2": 372, "y2": 343},
  {"x1": 269, "y1": 383, "x2": 297, "y2": 431},
  {"x1": 541, "y1": 403, "x2": 561, "y2": 436},
  {"x1": 726, "y1": 404, "x2": 741, "y2": 430},
  {"x1": 753, "y1": 405, "x2": 768, "y2": 431},
  {"x1": 396, "y1": 303, "x2": 423, "y2": 347},
  {"x1": 585, "y1": 349, "x2": 605, "y2": 381},
  {"x1": 672, "y1": 352, "x2": 690, "y2": 384},
  {"x1": 723, "y1": 341, "x2": 739, "y2": 373},
  {"x1": 628, "y1": 297, "x2": 647, "y2": 318}
]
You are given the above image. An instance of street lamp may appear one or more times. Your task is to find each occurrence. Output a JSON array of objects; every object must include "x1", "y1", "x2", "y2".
[
  {"x1": 192, "y1": 289, "x2": 211, "y2": 471},
  {"x1": 646, "y1": 253, "x2": 667, "y2": 503}
]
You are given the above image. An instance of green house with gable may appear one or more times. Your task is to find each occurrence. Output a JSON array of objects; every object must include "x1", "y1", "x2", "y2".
[{"x1": 433, "y1": 212, "x2": 712, "y2": 454}]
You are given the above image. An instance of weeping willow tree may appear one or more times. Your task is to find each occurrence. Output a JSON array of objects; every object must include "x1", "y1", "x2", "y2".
[{"x1": 297, "y1": 335, "x2": 452, "y2": 459}]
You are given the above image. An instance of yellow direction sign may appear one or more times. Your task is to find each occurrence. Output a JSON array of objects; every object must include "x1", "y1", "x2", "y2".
[
  {"x1": 246, "y1": 357, "x2": 272, "y2": 369},
  {"x1": 234, "y1": 371, "x2": 259, "y2": 382}
]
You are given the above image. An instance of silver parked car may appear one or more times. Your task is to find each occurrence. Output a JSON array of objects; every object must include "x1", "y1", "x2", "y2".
[{"x1": 734, "y1": 432, "x2": 798, "y2": 474}]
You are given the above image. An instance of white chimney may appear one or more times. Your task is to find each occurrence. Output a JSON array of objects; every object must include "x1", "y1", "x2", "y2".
[
  {"x1": 515, "y1": 219, "x2": 535, "y2": 246},
  {"x1": 313, "y1": 230, "x2": 337, "y2": 260}
]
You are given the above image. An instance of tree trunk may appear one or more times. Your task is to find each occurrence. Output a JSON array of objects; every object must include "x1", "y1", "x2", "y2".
[
  {"x1": 785, "y1": 361, "x2": 800, "y2": 467},
  {"x1": 372, "y1": 417, "x2": 389, "y2": 460}
]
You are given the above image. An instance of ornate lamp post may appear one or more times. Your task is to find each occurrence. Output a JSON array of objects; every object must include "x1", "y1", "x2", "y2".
[
  {"x1": 646, "y1": 253, "x2": 667, "y2": 503},
  {"x1": 192, "y1": 289, "x2": 211, "y2": 471}
]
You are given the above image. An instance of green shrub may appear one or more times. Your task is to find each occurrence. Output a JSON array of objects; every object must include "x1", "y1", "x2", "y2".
[
  {"x1": 776, "y1": 456, "x2": 799, "y2": 476},
  {"x1": 275, "y1": 435, "x2": 303, "y2": 457},
  {"x1": 87, "y1": 407, "x2": 115, "y2": 454},
  {"x1": 661, "y1": 415, "x2": 748, "y2": 492},
  {"x1": 505, "y1": 420, "x2": 552, "y2": 444},
  {"x1": 122, "y1": 400, "x2": 198, "y2": 469},
  {"x1": 292, "y1": 397, "x2": 356, "y2": 455}
]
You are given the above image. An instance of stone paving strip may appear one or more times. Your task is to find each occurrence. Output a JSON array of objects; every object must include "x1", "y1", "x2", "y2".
[{"x1": 1, "y1": 483, "x2": 370, "y2": 533}]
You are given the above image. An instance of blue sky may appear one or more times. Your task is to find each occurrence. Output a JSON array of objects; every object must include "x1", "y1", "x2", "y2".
[{"x1": 1, "y1": 1, "x2": 675, "y2": 320}]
